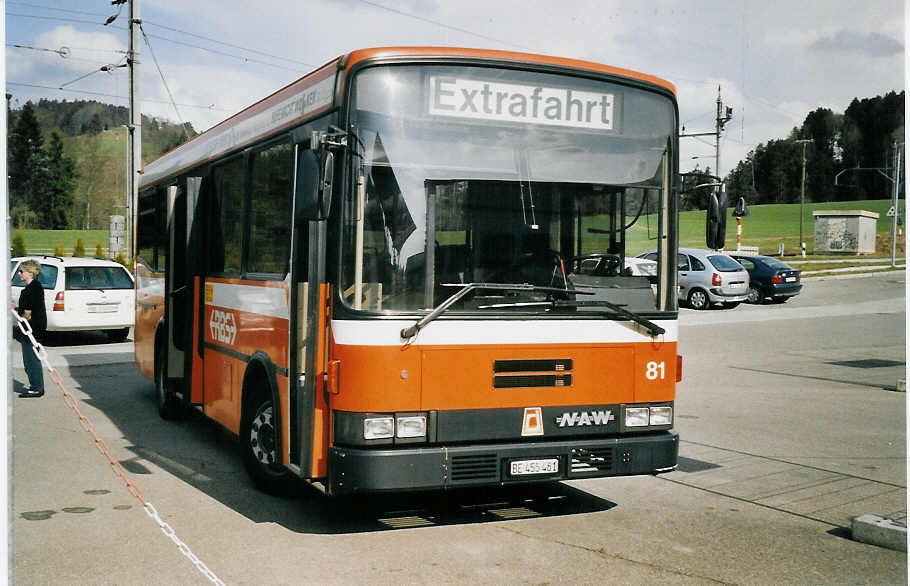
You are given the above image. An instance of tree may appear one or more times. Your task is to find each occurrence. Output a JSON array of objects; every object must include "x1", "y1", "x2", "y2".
[
  {"x1": 11, "y1": 231, "x2": 26, "y2": 257},
  {"x1": 44, "y1": 132, "x2": 77, "y2": 229},
  {"x1": 8, "y1": 101, "x2": 43, "y2": 218}
]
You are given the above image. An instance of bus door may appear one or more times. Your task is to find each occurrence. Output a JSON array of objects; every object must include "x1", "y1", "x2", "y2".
[
  {"x1": 165, "y1": 179, "x2": 203, "y2": 404},
  {"x1": 289, "y1": 140, "x2": 332, "y2": 480}
]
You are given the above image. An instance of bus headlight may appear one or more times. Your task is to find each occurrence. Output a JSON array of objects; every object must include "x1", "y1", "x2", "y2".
[
  {"x1": 364, "y1": 416, "x2": 395, "y2": 439},
  {"x1": 649, "y1": 406, "x2": 673, "y2": 426},
  {"x1": 624, "y1": 407, "x2": 650, "y2": 427},
  {"x1": 396, "y1": 415, "x2": 427, "y2": 438}
]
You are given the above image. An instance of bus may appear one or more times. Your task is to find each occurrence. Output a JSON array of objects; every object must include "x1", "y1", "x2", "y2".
[{"x1": 135, "y1": 47, "x2": 721, "y2": 496}]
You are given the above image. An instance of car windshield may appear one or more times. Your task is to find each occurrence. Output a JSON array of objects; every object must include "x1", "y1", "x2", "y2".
[
  {"x1": 65, "y1": 266, "x2": 133, "y2": 290},
  {"x1": 343, "y1": 64, "x2": 676, "y2": 314},
  {"x1": 11, "y1": 263, "x2": 58, "y2": 289},
  {"x1": 707, "y1": 255, "x2": 743, "y2": 272}
]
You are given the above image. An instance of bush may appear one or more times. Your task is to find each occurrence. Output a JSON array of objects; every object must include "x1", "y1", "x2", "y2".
[
  {"x1": 73, "y1": 238, "x2": 85, "y2": 257},
  {"x1": 53, "y1": 245, "x2": 66, "y2": 257},
  {"x1": 114, "y1": 252, "x2": 128, "y2": 268},
  {"x1": 95, "y1": 243, "x2": 105, "y2": 259},
  {"x1": 11, "y1": 231, "x2": 26, "y2": 257}
]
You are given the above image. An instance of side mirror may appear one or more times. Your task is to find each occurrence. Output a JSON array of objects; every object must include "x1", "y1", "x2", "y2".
[
  {"x1": 296, "y1": 148, "x2": 333, "y2": 221},
  {"x1": 320, "y1": 150, "x2": 334, "y2": 218},
  {"x1": 706, "y1": 188, "x2": 728, "y2": 250}
]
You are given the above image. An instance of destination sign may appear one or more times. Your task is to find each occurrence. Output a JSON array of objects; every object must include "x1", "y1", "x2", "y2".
[{"x1": 429, "y1": 76, "x2": 615, "y2": 131}]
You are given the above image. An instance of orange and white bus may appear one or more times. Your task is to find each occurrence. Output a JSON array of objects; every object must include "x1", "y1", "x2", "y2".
[{"x1": 135, "y1": 47, "x2": 698, "y2": 496}]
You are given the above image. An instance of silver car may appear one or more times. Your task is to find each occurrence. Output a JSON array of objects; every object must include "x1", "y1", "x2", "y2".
[{"x1": 637, "y1": 248, "x2": 749, "y2": 309}]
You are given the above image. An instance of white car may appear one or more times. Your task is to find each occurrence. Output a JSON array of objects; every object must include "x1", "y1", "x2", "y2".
[{"x1": 11, "y1": 256, "x2": 135, "y2": 342}]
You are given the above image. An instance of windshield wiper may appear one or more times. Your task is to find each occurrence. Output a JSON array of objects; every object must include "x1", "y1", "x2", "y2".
[
  {"x1": 478, "y1": 298, "x2": 665, "y2": 337},
  {"x1": 400, "y1": 282, "x2": 592, "y2": 341}
]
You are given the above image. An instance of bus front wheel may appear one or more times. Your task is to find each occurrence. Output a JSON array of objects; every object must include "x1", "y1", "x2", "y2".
[
  {"x1": 241, "y1": 393, "x2": 296, "y2": 496},
  {"x1": 155, "y1": 342, "x2": 183, "y2": 420}
]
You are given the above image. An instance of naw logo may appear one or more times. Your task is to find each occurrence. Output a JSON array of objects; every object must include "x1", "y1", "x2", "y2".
[
  {"x1": 555, "y1": 410, "x2": 615, "y2": 428},
  {"x1": 209, "y1": 309, "x2": 237, "y2": 345}
]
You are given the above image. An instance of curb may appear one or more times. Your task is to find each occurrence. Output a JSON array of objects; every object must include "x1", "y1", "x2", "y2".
[{"x1": 851, "y1": 515, "x2": 908, "y2": 552}]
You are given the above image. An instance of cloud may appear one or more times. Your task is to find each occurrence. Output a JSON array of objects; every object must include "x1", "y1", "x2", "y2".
[{"x1": 810, "y1": 30, "x2": 904, "y2": 57}]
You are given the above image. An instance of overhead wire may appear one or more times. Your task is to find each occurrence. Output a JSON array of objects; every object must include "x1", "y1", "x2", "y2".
[
  {"x1": 138, "y1": 22, "x2": 188, "y2": 132},
  {"x1": 355, "y1": 0, "x2": 536, "y2": 52},
  {"x1": 7, "y1": 82, "x2": 234, "y2": 112}
]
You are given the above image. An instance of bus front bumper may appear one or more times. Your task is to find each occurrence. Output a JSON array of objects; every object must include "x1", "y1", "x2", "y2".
[{"x1": 328, "y1": 431, "x2": 678, "y2": 495}]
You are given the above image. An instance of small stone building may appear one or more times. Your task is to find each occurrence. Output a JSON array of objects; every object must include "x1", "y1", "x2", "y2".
[{"x1": 812, "y1": 210, "x2": 879, "y2": 254}]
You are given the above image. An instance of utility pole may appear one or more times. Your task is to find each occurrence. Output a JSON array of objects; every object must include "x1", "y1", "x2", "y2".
[
  {"x1": 890, "y1": 141, "x2": 902, "y2": 268},
  {"x1": 795, "y1": 139, "x2": 811, "y2": 257},
  {"x1": 106, "y1": 0, "x2": 140, "y2": 265},
  {"x1": 680, "y1": 86, "x2": 732, "y2": 178},
  {"x1": 715, "y1": 86, "x2": 733, "y2": 178},
  {"x1": 128, "y1": 0, "x2": 141, "y2": 266}
]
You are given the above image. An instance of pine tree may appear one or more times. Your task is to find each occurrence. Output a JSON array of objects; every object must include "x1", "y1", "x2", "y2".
[
  {"x1": 8, "y1": 101, "x2": 43, "y2": 222},
  {"x1": 45, "y1": 132, "x2": 77, "y2": 228}
]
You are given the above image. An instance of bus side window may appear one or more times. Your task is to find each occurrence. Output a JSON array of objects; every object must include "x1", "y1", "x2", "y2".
[
  {"x1": 210, "y1": 157, "x2": 246, "y2": 276},
  {"x1": 248, "y1": 141, "x2": 293, "y2": 276}
]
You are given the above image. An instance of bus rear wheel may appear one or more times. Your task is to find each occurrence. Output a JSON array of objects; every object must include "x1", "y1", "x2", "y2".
[{"x1": 241, "y1": 394, "x2": 295, "y2": 496}]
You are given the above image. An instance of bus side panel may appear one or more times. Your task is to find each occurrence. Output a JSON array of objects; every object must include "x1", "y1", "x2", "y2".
[
  {"x1": 202, "y1": 279, "x2": 291, "y2": 434},
  {"x1": 134, "y1": 265, "x2": 163, "y2": 380}
]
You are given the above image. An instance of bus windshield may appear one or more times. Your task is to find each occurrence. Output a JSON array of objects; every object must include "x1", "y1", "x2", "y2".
[{"x1": 343, "y1": 64, "x2": 676, "y2": 314}]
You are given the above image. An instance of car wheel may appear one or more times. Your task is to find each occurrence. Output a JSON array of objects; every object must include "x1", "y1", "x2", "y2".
[
  {"x1": 106, "y1": 328, "x2": 129, "y2": 342},
  {"x1": 746, "y1": 285, "x2": 762, "y2": 304},
  {"x1": 241, "y1": 392, "x2": 295, "y2": 496},
  {"x1": 155, "y1": 343, "x2": 183, "y2": 420},
  {"x1": 687, "y1": 288, "x2": 709, "y2": 310}
]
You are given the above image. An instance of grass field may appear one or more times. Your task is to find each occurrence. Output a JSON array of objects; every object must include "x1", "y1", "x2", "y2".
[
  {"x1": 11, "y1": 229, "x2": 111, "y2": 257},
  {"x1": 681, "y1": 198, "x2": 902, "y2": 255}
]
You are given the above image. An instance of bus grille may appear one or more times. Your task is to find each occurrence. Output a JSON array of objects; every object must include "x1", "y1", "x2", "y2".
[
  {"x1": 493, "y1": 374, "x2": 572, "y2": 388},
  {"x1": 570, "y1": 447, "x2": 614, "y2": 475},
  {"x1": 450, "y1": 454, "x2": 498, "y2": 482}
]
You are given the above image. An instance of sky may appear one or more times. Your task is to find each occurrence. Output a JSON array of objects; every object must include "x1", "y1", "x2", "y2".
[{"x1": 5, "y1": 0, "x2": 906, "y2": 176}]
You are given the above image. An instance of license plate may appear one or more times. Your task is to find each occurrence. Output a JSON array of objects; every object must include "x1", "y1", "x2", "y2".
[
  {"x1": 786, "y1": 277, "x2": 796, "y2": 282},
  {"x1": 87, "y1": 305, "x2": 117, "y2": 313},
  {"x1": 729, "y1": 282, "x2": 744, "y2": 289},
  {"x1": 510, "y1": 458, "x2": 559, "y2": 476}
]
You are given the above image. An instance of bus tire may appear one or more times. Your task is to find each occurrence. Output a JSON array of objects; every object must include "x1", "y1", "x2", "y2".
[
  {"x1": 155, "y1": 337, "x2": 183, "y2": 420},
  {"x1": 241, "y1": 390, "x2": 295, "y2": 497}
]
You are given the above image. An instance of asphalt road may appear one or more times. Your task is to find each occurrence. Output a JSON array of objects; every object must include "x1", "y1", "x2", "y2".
[{"x1": 10, "y1": 272, "x2": 907, "y2": 585}]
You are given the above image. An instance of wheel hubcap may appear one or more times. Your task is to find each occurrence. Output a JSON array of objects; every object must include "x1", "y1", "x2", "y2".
[
  {"x1": 691, "y1": 291, "x2": 706, "y2": 308},
  {"x1": 249, "y1": 405, "x2": 275, "y2": 466}
]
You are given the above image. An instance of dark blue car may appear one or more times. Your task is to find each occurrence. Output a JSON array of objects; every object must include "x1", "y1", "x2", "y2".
[{"x1": 728, "y1": 254, "x2": 802, "y2": 304}]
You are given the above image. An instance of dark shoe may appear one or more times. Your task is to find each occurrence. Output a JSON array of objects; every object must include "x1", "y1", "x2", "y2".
[{"x1": 19, "y1": 389, "x2": 44, "y2": 398}]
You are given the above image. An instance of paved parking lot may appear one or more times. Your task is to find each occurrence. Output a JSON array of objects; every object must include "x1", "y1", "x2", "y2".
[{"x1": 10, "y1": 271, "x2": 907, "y2": 584}]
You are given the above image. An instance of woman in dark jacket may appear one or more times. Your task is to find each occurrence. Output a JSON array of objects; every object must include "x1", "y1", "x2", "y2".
[{"x1": 13, "y1": 259, "x2": 46, "y2": 397}]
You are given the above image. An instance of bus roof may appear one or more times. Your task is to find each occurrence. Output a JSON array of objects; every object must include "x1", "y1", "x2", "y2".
[
  {"x1": 140, "y1": 47, "x2": 675, "y2": 188},
  {"x1": 342, "y1": 47, "x2": 675, "y2": 94}
]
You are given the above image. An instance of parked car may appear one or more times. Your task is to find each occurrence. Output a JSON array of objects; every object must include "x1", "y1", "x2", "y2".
[
  {"x1": 637, "y1": 248, "x2": 750, "y2": 309},
  {"x1": 10, "y1": 256, "x2": 135, "y2": 342},
  {"x1": 569, "y1": 253, "x2": 657, "y2": 279},
  {"x1": 728, "y1": 253, "x2": 802, "y2": 304}
]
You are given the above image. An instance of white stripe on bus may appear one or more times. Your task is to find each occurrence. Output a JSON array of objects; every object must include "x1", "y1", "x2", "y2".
[
  {"x1": 331, "y1": 318, "x2": 678, "y2": 346},
  {"x1": 206, "y1": 282, "x2": 289, "y2": 320}
]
